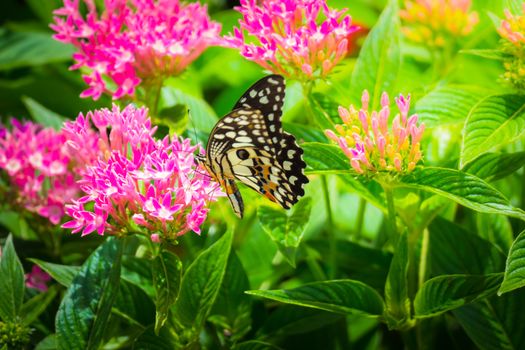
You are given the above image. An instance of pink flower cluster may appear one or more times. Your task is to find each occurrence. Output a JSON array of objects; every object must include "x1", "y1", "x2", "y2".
[
  {"x1": 225, "y1": 0, "x2": 358, "y2": 81},
  {"x1": 499, "y1": 4, "x2": 525, "y2": 45},
  {"x1": 51, "y1": 0, "x2": 221, "y2": 100},
  {"x1": 62, "y1": 105, "x2": 222, "y2": 239},
  {"x1": 325, "y1": 91, "x2": 425, "y2": 175},
  {"x1": 0, "y1": 120, "x2": 83, "y2": 224},
  {"x1": 25, "y1": 265, "x2": 52, "y2": 292}
]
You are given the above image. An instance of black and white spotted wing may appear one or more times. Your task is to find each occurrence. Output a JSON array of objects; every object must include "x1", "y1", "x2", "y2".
[{"x1": 200, "y1": 75, "x2": 309, "y2": 218}]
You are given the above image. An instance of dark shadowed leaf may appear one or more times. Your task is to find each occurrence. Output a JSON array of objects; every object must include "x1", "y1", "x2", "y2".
[
  {"x1": 153, "y1": 249, "x2": 182, "y2": 333},
  {"x1": 29, "y1": 259, "x2": 80, "y2": 288},
  {"x1": 462, "y1": 152, "x2": 525, "y2": 181},
  {"x1": 0, "y1": 235, "x2": 25, "y2": 321},
  {"x1": 499, "y1": 230, "x2": 525, "y2": 294}
]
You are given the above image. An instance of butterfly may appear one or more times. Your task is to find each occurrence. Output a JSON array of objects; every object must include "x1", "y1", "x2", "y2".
[{"x1": 197, "y1": 75, "x2": 309, "y2": 218}]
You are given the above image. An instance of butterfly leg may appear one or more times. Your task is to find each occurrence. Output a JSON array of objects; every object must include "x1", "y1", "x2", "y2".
[{"x1": 223, "y1": 178, "x2": 244, "y2": 218}]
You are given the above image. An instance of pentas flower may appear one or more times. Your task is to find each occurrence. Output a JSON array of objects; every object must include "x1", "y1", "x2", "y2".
[
  {"x1": 51, "y1": 0, "x2": 221, "y2": 100},
  {"x1": 400, "y1": 0, "x2": 478, "y2": 48},
  {"x1": 62, "y1": 105, "x2": 222, "y2": 240},
  {"x1": 25, "y1": 265, "x2": 52, "y2": 292},
  {"x1": 498, "y1": 4, "x2": 525, "y2": 90},
  {"x1": 325, "y1": 91, "x2": 425, "y2": 176},
  {"x1": 224, "y1": 0, "x2": 358, "y2": 81},
  {"x1": 0, "y1": 120, "x2": 83, "y2": 224}
]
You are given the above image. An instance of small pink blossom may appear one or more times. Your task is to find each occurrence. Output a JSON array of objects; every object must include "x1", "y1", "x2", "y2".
[
  {"x1": 61, "y1": 105, "x2": 223, "y2": 241},
  {"x1": 0, "y1": 120, "x2": 84, "y2": 224},
  {"x1": 51, "y1": 0, "x2": 221, "y2": 100},
  {"x1": 25, "y1": 265, "x2": 51, "y2": 292},
  {"x1": 498, "y1": 4, "x2": 525, "y2": 45},
  {"x1": 224, "y1": 0, "x2": 358, "y2": 81},
  {"x1": 325, "y1": 90, "x2": 425, "y2": 175}
]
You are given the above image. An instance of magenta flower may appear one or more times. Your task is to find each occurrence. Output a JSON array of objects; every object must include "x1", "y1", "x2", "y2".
[
  {"x1": 25, "y1": 265, "x2": 52, "y2": 292},
  {"x1": 0, "y1": 120, "x2": 83, "y2": 224},
  {"x1": 51, "y1": 0, "x2": 221, "y2": 100},
  {"x1": 224, "y1": 0, "x2": 358, "y2": 81},
  {"x1": 325, "y1": 90, "x2": 425, "y2": 176},
  {"x1": 61, "y1": 105, "x2": 222, "y2": 240}
]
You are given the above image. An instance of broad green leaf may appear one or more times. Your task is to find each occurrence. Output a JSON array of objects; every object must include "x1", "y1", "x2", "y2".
[
  {"x1": 26, "y1": 0, "x2": 63, "y2": 24},
  {"x1": 153, "y1": 249, "x2": 182, "y2": 333},
  {"x1": 350, "y1": 0, "x2": 401, "y2": 110},
  {"x1": 499, "y1": 230, "x2": 525, "y2": 294},
  {"x1": 114, "y1": 280, "x2": 155, "y2": 327},
  {"x1": 453, "y1": 289, "x2": 525, "y2": 350},
  {"x1": 35, "y1": 334, "x2": 57, "y2": 350},
  {"x1": 384, "y1": 231, "x2": 412, "y2": 329},
  {"x1": 174, "y1": 229, "x2": 233, "y2": 328},
  {"x1": 161, "y1": 86, "x2": 217, "y2": 133},
  {"x1": 415, "y1": 84, "x2": 489, "y2": 127},
  {"x1": 121, "y1": 255, "x2": 155, "y2": 298},
  {"x1": 399, "y1": 167, "x2": 525, "y2": 220},
  {"x1": 414, "y1": 273, "x2": 503, "y2": 317},
  {"x1": 133, "y1": 326, "x2": 177, "y2": 350},
  {"x1": 210, "y1": 252, "x2": 252, "y2": 341},
  {"x1": 461, "y1": 94, "x2": 525, "y2": 166},
  {"x1": 312, "y1": 239, "x2": 392, "y2": 290},
  {"x1": 283, "y1": 122, "x2": 328, "y2": 143},
  {"x1": 56, "y1": 238, "x2": 123, "y2": 350},
  {"x1": 0, "y1": 31, "x2": 74, "y2": 70},
  {"x1": 21, "y1": 96, "x2": 66, "y2": 130},
  {"x1": 302, "y1": 142, "x2": 351, "y2": 174},
  {"x1": 29, "y1": 259, "x2": 80, "y2": 288},
  {"x1": 234, "y1": 341, "x2": 283, "y2": 350},
  {"x1": 20, "y1": 286, "x2": 58, "y2": 325},
  {"x1": 257, "y1": 305, "x2": 342, "y2": 338},
  {"x1": 309, "y1": 92, "x2": 341, "y2": 129},
  {"x1": 257, "y1": 197, "x2": 312, "y2": 267},
  {"x1": 428, "y1": 217, "x2": 505, "y2": 276},
  {"x1": 247, "y1": 280, "x2": 385, "y2": 317},
  {"x1": 462, "y1": 152, "x2": 525, "y2": 181},
  {"x1": 476, "y1": 213, "x2": 514, "y2": 252},
  {"x1": 460, "y1": 49, "x2": 505, "y2": 61},
  {"x1": 0, "y1": 235, "x2": 25, "y2": 321},
  {"x1": 504, "y1": 0, "x2": 523, "y2": 14}
]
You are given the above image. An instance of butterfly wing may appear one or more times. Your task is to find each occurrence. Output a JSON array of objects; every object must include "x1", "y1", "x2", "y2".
[{"x1": 204, "y1": 75, "x2": 308, "y2": 217}]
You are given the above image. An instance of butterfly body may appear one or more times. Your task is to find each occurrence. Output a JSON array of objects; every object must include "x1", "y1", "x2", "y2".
[{"x1": 198, "y1": 75, "x2": 308, "y2": 218}]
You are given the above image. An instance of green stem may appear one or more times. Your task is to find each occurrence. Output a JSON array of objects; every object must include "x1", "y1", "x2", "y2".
[
  {"x1": 322, "y1": 176, "x2": 337, "y2": 279},
  {"x1": 354, "y1": 197, "x2": 366, "y2": 240},
  {"x1": 383, "y1": 184, "x2": 398, "y2": 238}
]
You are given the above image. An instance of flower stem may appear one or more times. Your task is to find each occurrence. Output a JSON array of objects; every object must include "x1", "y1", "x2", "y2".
[
  {"x1": 321, "y1": 175, "x2": 337, "y2": 279},
  {"x1": 354, "y1": 197, "x2": 366, "y2": 240},
  {"x1": 383, "y1": 184, "x2": 397, "y2": 238}
]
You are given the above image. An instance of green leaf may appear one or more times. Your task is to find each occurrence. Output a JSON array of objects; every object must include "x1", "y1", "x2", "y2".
[
  {"x1": 283, "y1": 122, "x2": 328, "y2": 143},
  {"x1": 247, "y1": 280, "x2": 385, "y2": 317},
  {"x1": 121, "y1": 255, "x2": 155, "y2": 298},
  {"x1": 21, "y1": 96, "x2": 67, "y2": 130},
  {"x1": 453, "y1": 289, "x2": 525, "y2": 350},
  {"x1": 257, "y1": 197, "x2": 312, "y2": 267},
  {"x1": 414, "y1": 273, "x2": 503, "y2": 318},
  {"x1": 350, "y1": 0, "x2": 401, "y2": 110},
  {"x1": 234, "y1": 340, "x2": 283, "y2": 350},
  {"x1": 309, "y1": 92, "x2": 341, "y2": 129},
  {"x1": 158, "y1": 104, "x2": 189, "y2": 136},
  {"x1": 133, "y1": 326, "x2": 177, "y2": 349},
  {"x1": 384, "y1": 231, "x2": 412, "y2": 329},
  {"x1": 460, "y1": 49, "x2": 506, "y2": 61},
  {"x1": 415, "y1": 84, "x2": 489, "y2": 127},
  {"x1": 210, "y1": 251, "x2": 252, "y2": 341},
  {"x1": 35, "y1": 334, "x2": 57, "y2": 350},
  {"x1": 504, "y1": 0, "x2": 524, "y2": 15},
  {"x1": 28, "y1": 259, "x2": 80, "y2": 288},
  {"x1": 460, "y1": 94, "x2": 525, "y2": 167},
  {"x1": 462, "y1": 152, "x2": 525, "y2": 181},
  {"x1": 114, "y1": 280, "x2": 155, "y2": 327},
  {"x1": 0, "y1": 234, "x2": 25, "y2": 321},
  {"x1": 399, "y1": 167, "x2": 525, "y2": 220},
  {"x1": 428, "y1": 217, "x2": 505, "y2": 276},
  {"x1": 161, "y1": 86, "x2": 217, "y2": 133},
  {"x1": 153, "y1": 249, "x2": 182, "y2": 333},
  {"x1": 0, "y1": 31, "x2": 74, "y2": 70},
  {"x1": 56, "y1": 238, "x2": 123, "y2": 350},
  {"x1": 20, "y1": 286, "x2": 58, "y2": 325},
  {"x1": 499, "y1": 230, "x2": 525, "y2": 294},
  {"x1": 302, "y1": 142, "x2": 351, "y2": 174},
  {"x1": 476, "y1": 213, "x2": 514, "y2": 252},
  {"x1": 174, "y1": 229, "x2": 233, "y2": 328}
]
